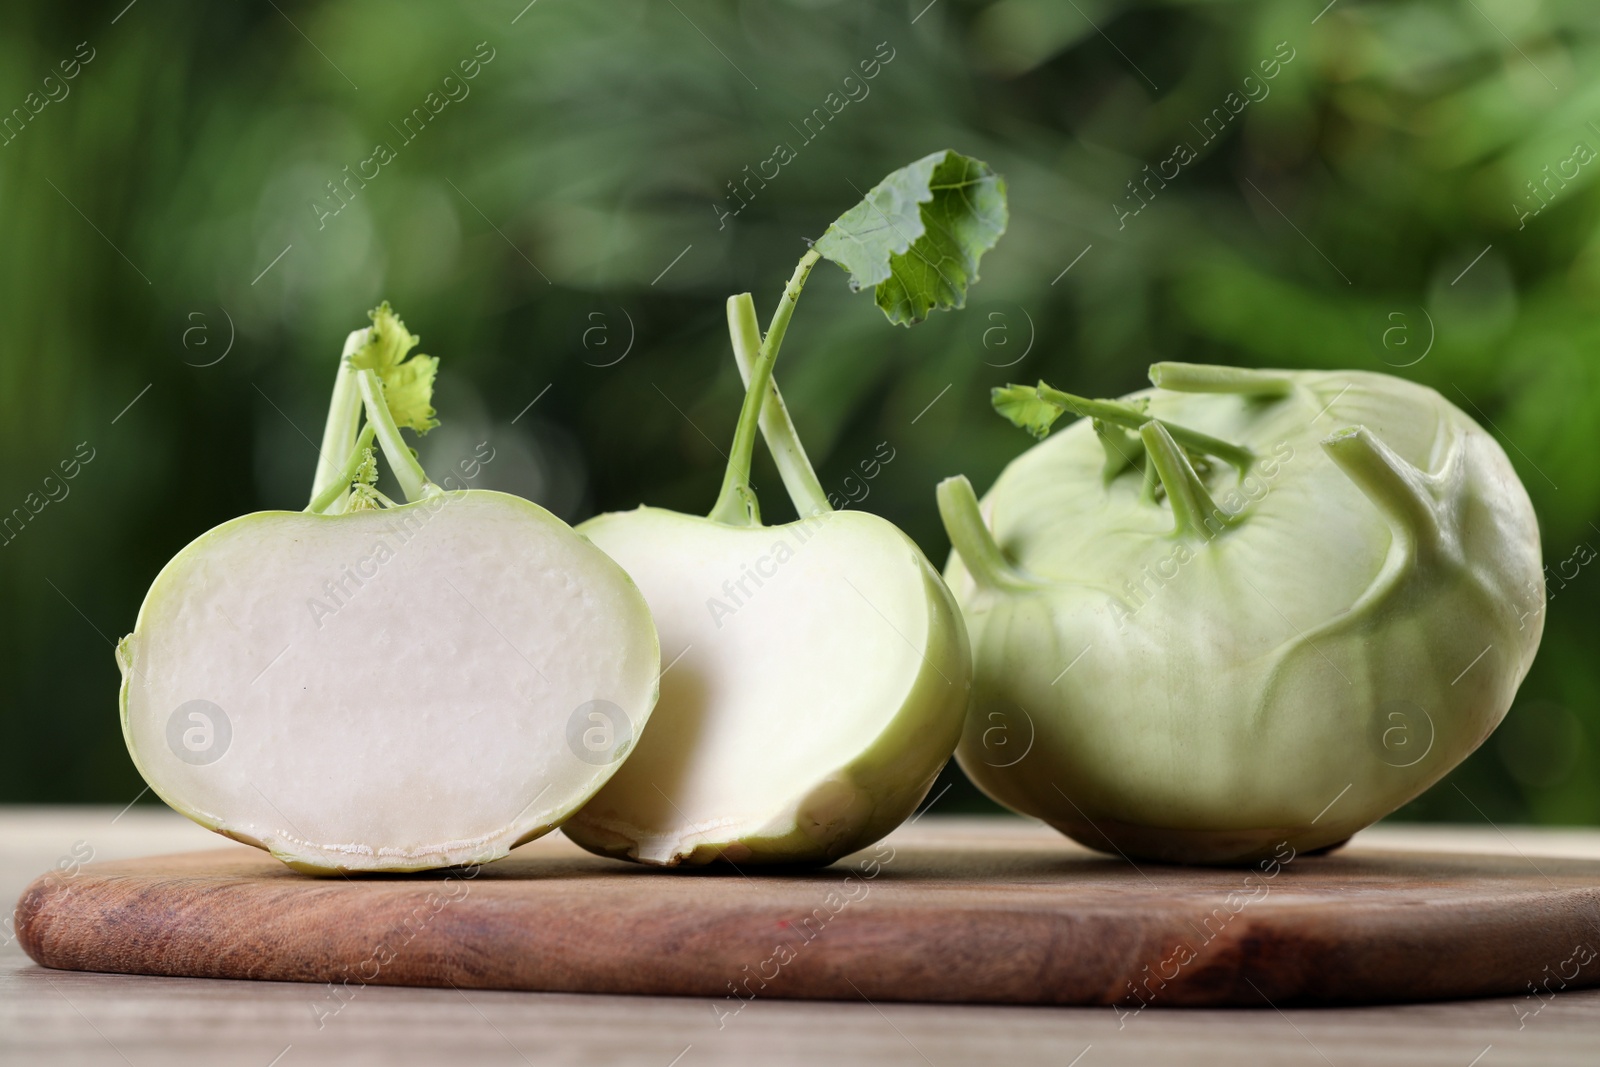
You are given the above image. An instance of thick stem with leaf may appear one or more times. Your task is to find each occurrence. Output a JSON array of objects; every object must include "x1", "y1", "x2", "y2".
[
  {"x1": 721, "y1": 150, "x2": 1007, "y2": 521},
  {"x1": 989, "y1": 368, "x2": 1288, "y2": 542},
  {"x1": 994, "y1": 382, "x2": 1256, "y2": 473},
  {"x1": 305, "y1": 302, "x2": 442, "y2": 513}
]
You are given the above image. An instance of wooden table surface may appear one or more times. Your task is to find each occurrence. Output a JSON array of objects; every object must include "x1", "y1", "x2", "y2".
[{"x1": 4, "y1": 807, "x2": 1600, "y2": 1066}]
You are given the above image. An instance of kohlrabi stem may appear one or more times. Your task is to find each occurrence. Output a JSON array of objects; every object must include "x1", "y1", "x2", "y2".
[
  {"x1": 1094, "y1": 420, "x2": 1142, "y2": 483},
  {"x1": 1037, "y1": 385, "x2": 1256, "y2": 471},
  {"x1": 726, "y1": 292, "x2": 832, "y2": 518},
  {"x1": 306, "y1": 424, "x2": 377, "y2": 515},
  {"x1": 1141, "y1": 421, "x2": 1229, "y2": 540},
  {"x1": 936, "y1": 476, "x2": 1043, "y2": 593},
  {"x1": 1149, "y1": 362, "x2": 1293, "y2": 397},
  {"x1": 356, "y1": 368, "x2": 436, "y2": 503},
  {"x1": 308, "y1": 329, "x2": 370, "y2": 509},
  {"x1": 708, "y1": 249, "x2": 821, "y2": 526},
  {"x1": 1140, "y1": 447, "x2": 1161, "y2": 503},
  {"x1": 1322, "y1": 426, "x2": 1443, "y2": 560}
]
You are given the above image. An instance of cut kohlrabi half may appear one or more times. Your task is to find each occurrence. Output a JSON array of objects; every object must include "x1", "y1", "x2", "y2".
[
  {"x1": 119, "y1": 304, "x2": 659, "y2": 874},
  {"x1": 563, "y1": 151, "x2": 1005, "y2": 866}
]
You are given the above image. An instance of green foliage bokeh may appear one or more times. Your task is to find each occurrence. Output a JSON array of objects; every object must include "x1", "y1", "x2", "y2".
[{"x1": 1, "y1": 0, "x2": 1595, "y2": 823}]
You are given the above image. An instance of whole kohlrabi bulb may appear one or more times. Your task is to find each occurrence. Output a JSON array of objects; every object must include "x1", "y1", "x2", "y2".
[{"x1": 937, "y1": 362, "x2": 1545, "y2": 865}]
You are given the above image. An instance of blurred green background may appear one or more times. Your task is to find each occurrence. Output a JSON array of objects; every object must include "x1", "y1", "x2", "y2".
[{"x1": 1, "y1": 0, "x2": 1595, "y2": 824}]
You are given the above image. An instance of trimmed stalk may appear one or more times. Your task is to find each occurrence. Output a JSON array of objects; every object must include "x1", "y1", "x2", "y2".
[
  {"x1": 356, "y1": 368, "x2": 435, "y2": 503},
  {"x1": 725, "y1": 293, "x2": 831, "y2": 517},
  {"x1": 707, "y1": 250, "x2": 820, "y2": 526},
  {"x1": 1141, "y1": 421, "x2": 1230, "y2": 540},
  {"x1": 306, "y1": 424, "x2": 377, "y2": 515},
  {"x1": 1149, "y1": 362, "x2": 1293, "y2": 397},
  {"x1": 936, "y1": 475, "x2": 1044, "y2": 593},
  {"x1": 307, "y1": 329, "x2": 370, "y2": 511},
  {"x1": 1140, "y1": 446, "x2": 1161, "y2": 503},
  {"x1": 1037, "y1": 385, "x2": 1256, "y2": 472},
  {"x1": 1322, "y1": 426, "x2": 1444, "y2": 562},
  {"x1": 1094, "y1": 420, "x2": 1143, "y2": 483}
]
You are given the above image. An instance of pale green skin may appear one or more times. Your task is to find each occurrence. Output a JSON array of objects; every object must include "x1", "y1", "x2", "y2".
[
  {"x1": 564, "y1": 150, "x2": 1002, "y2": 868},
  {"x1": 563, "y1": 507, "x2": 969, "y2": 867},
  {"x1": 943, "y1": 369, "x2": 1544, "y2": 865},
  {"x1": 563, "y1": 260, "x2": 976, "y2": 868}
]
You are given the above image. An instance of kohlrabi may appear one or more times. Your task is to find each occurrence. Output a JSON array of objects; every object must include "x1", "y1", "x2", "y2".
[
  {"x1": 563, "y1": 151, "x2": 1005, "y2": 866},
  {"x1": 938, "y1": 363, "x2": 1544, "y2": 865},
  {"x1": 119, "y1": 304, "x2": 660, "y2": 874}
]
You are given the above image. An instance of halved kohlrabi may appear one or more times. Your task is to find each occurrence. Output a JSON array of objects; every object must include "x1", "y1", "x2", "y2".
[
  {"x1": 119, "y1": 305, "x2": 659, "y2": 874},
  {"x1": 938, "y1": 363, "x2": 1545, "y2": 865},
  {"x1": 562, "y1": 151, "x2": 1006, "y2": 866}
]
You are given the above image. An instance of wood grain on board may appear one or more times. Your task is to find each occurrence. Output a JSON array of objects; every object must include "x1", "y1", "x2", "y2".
[{"x1": 16, "y1": 820, "x2": 1600, "y2": 1008}]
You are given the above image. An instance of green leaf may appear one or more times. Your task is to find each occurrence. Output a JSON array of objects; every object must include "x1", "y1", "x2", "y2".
[
  {"x1": 350, "y1": 301, "x2": 417, "y2": 372},
  {"x1": 379, "y1": 354, "x2": 439, "y2": 435},
  {"x1": 814, "y1": 150, "x2": 1008, "y2": 326},
  {"x1": 347, "y1": 443, "x2": 381, "y2": 511},
  {"x1": 992, "y1": 383, "x2": 1064, "y2": 439},
  {"x1": 349, "y1": 301, "x2": 439, "y2": 434}
]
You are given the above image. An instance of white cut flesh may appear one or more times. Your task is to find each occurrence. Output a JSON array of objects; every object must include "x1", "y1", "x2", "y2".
[
  {"x1": 119, "y1": 491, "x2": 659, "y2": 873},
  {"x1": 565, "y1": 507, "x2": 966, "y2": 865}
]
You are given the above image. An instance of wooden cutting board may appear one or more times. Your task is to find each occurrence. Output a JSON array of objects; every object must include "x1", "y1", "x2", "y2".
[{"x1": 17, "y1": 819, "x2": 1600, "y2": 1009}]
